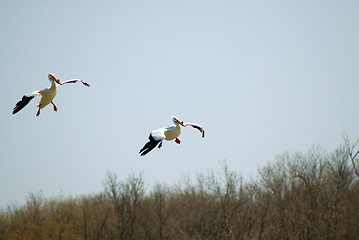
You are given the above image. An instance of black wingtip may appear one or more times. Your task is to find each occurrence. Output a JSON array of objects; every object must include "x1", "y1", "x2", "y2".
[
  {"x1": 139, "y1": 134, "x2": 160, "y2": 156},
  {"x1": 12, "y1": 95, "x2": 35, "y2": 115}
]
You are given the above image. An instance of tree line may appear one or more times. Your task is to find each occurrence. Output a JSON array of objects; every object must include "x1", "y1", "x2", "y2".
[{"x1": 1, "y1": 137, "x2": 359, "y2": 240}]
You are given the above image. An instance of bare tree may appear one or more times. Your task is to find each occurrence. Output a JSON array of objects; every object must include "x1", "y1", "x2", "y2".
[
  {"x1": 123, "y1": 173, "x2": 145, "y2": 240},
  {"x1": 205, "y1": 161, "x2": 241, "y2": 240},
  {"x1": 344, "y1": 134, "x2": 359, "y2": 178},
  {"x1": 150, "y1": 183, "x2": 169, "y2": 240},
  {"x1": 103, "y1": 171, "x2": 144, "y2": 240},
  {"x1": 25, "y1": 191, "x2": 45, "y2": 240}
]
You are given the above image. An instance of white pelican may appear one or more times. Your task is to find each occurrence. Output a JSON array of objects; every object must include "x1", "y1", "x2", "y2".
[
  {"x1": 12, "y1": 73, "x2": 90, "y2": 116},
  {"x1": 139, "y1": 116, "x2": 205, "y2": 156}
]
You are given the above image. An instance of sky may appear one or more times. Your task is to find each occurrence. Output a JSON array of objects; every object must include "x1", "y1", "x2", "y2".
[{"x1": 1, "y1": 0, "x2": 359, "y2": 207}]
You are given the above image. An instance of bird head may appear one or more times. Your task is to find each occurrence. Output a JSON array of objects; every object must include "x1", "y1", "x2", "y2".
[
  {"x1": 48, "y1": 73, "x2": 63, "y2": 85},
  {"x1": 172, "y1": 116, "x2": 185, "y2": 126}
]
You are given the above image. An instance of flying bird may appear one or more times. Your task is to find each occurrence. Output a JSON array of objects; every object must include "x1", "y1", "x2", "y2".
[
  {"x1": 139, "y1": 116, "x2": 205, "y2": 156},
  {"x1": 12, "y1": 73, "x2": 90, "y2": 116}
]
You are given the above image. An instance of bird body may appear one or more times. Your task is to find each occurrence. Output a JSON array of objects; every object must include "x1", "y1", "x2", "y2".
[
  {"x1": 164, "y1": 124, "x2": 181, "y2": 140},
  {"x1": 151, "y1": 123, "x2": 182, "y2": 141},
  {"x1": 37, "y1": 80, "x2": 57, "y2": 109},
  {"x1": 140, "y1": 116, "x2": 204, "y2": 156}
]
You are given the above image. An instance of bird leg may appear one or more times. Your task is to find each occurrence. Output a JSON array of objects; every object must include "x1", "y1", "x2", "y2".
[
  {"x1": 51, "y1": 101, "x2": 58, "y2": 111},
  {"x1": 36, "y1": 105, "x2": 41, "y2": 116},
  {"x1": 158, "y1": 141, "x2": 163, "y2": 149},
  {"x1": 175, "y1": 138, "x2": 181, "y2": 144}
]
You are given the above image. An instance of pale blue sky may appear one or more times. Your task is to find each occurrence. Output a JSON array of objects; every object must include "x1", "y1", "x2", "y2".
[{"x1": 1, "y1": 0, "x2": 359, "y2": 207}]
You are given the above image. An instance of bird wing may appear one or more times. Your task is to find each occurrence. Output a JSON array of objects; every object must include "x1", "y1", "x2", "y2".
[
  {"x1": 139, "y1": 134, "x2": 161, "y2": 156},
  {"x1": 139, "y1": 127, "x2": 168, "y2": 156},
  {"x1": 60, "y1": 79, "x2": 90, "y2": 87},
  {"x1": 12, "y1": 92, "x2": 39, "y2": 114},
  {"x1": 150, "y1": 128, "x2": 166, "y2": 141},
  {"x1": 185, "y1": 123, "x2": 205, "y2": 138}
]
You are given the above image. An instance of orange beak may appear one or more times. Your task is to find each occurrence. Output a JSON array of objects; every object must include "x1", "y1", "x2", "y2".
[{"x1": 55, "y1": 79, "x2": 63, "y2": 85}]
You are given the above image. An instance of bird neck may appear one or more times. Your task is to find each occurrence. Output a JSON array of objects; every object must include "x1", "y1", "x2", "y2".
[{"x1": 49, "y1": 80, "x2": 57, "y2": 88}]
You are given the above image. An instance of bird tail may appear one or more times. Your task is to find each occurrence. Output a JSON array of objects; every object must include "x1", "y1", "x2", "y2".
[{"x1": 139, "y1": 134, "x2": 160, "y2": 156}]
